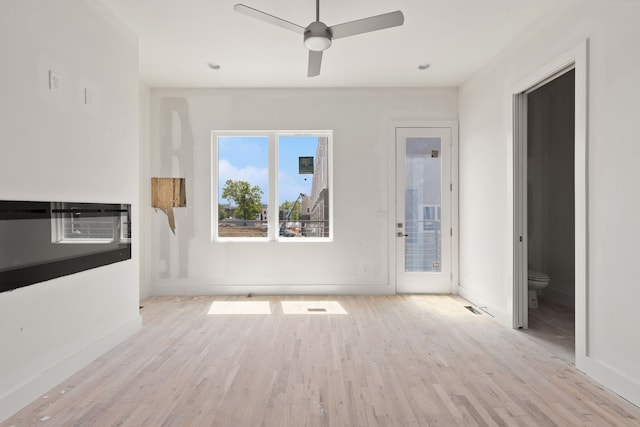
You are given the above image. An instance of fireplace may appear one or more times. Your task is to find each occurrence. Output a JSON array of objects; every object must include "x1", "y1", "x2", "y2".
[{"x1": 0, "y1": 200, "x2": 131, "y2": 293}]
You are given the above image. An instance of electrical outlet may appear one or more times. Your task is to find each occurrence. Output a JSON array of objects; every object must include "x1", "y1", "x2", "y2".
[
  {"x1": 49, "y1": 70, "x2": 62, "y2": 93},
  {"x1": 362, "y1": 264, "x2": 369, "y2": 273},
  {"x1": 84, "y1": 88, "x2": 92, "y2": 105}
]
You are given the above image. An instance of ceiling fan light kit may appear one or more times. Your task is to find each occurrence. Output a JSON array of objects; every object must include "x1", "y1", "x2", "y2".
[
  {"x1": 234, "y1": 0, "x2": 404, "y2": 77},
  {"x1": 304, "y1": 22, "x2": 332, "y2": 51}
]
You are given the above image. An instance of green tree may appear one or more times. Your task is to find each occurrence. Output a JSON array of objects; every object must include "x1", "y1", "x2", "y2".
[
  {"x1": 221, "y1": 180, "x2": 263, "y2": 220},
  {"x1": 218, "y1": 203, "x2": 228, "y2": 221},
  {"x1": 279, "y1": 200, "x2": 301, "y2": 220}
]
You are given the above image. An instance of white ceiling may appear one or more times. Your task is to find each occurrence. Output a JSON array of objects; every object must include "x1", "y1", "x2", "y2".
[{"x1": 100, "y1": 0, "x2": 564, "y2": 88}]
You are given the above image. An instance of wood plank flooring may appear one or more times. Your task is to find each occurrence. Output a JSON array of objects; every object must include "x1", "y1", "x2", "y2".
[
  {"x1": 525, "y1": 296, "x2": 575, "y2": 363},
  {"x1": 3, "y1": 295, "x2": 640, "y2": 426}
]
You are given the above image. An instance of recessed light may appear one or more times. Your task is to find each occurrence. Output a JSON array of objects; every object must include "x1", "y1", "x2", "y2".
[
  {"x1": 418, "y1": 64, "x2": 431, "y2": 70},
  {"x1": 207, "y1": 62, "x2": 221, "y2": 70}
]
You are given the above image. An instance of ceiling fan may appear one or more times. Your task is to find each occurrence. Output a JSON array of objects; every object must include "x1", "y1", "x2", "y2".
[{"x1": 233, "y1": 0, "x2": 404, "y2": 77}]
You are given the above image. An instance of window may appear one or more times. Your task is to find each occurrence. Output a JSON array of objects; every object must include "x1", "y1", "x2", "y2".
[
  {"x1": 213, "y1": 131, "x2": 332, "y2": 241},
  {"x1": 422, "y1": 205, "x2": 441, "y2": 232}
]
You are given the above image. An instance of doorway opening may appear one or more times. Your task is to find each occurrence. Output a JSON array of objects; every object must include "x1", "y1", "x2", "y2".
[
  {"x1": 525, "y1": 69, "x2": 576, "y2": 356},
  {"x1": 512, "y1": 40, "x2": 587, "y2": 365}
]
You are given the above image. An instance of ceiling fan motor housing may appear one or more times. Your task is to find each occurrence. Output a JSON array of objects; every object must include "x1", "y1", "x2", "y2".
[{"x1": 304, "y1": 21, "x2": 332, "y2": 51}]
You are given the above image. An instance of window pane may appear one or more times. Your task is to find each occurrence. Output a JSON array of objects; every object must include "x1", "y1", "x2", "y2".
[
  {"x1": 405, "y1": 137, "x2": 441, "y2": 272},
  {"x1": 217, "y1": 136, "x2": 268, "y2": 238},
  {"x1": 278, "y1": 135, "x2": 330, "y2": 238}
]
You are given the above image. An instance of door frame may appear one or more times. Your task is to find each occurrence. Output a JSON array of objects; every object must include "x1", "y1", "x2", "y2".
[
  {"x1": 388, "y1": 121, "x2": 459, "y2": 294},
  {"x1": 510, "y1": 41, "x2": 588, "y2": 360}
]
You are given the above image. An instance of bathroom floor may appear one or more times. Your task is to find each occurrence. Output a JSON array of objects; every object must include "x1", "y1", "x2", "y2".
[{"x1": 524, "y1": 295, "x2": 575, "y2": 363}]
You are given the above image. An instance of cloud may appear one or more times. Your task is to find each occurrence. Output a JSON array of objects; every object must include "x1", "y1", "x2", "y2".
[
  {"x1": 218, "y1": 159, "x2": 268, "y2": 203},
  {"x1": 278, "y1": 169, "x2": 312, "y2": 203}
]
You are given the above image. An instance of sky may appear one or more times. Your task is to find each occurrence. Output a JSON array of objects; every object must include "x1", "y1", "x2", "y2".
[{"x1": 217, "y1": 135, "x2": 319, "y2": 206}]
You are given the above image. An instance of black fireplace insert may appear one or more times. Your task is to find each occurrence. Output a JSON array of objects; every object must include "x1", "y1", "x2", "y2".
[{"x1": 0, "y1": 200, "x2": 131, "y2": 293}]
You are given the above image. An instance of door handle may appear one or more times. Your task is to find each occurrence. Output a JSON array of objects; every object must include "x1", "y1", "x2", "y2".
[{"x1": 397, "y1": 232, "x2": 408, "y2": 237}]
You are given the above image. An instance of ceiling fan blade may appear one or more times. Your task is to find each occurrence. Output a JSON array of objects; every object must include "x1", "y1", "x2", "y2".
[
  {"x1": 329, "y1": 10, "x2": 404, "y2": 39},
  {"x1": 234, "y1": 4, "x2": 305, "y2": 34},
  {"x1": 308, "y1": 50, "x2": 323, "y2": 77}
]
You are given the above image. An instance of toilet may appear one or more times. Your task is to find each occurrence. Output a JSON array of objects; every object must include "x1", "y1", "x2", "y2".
[{"x1": 528, "y1": 270, "x2": 550, "y2": 308}]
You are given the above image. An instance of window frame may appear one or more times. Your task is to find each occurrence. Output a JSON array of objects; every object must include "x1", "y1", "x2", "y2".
[{"x1": 212, "y1": 130, "x2": 333, "y2": 243}]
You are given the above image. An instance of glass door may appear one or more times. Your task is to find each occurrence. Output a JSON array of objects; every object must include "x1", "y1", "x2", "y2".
[{"x1": 396, "y1": 127, "x2": 452, "y2": 293}]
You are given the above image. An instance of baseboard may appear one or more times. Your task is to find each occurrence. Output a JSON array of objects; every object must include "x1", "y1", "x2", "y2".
[
  {"x1": 152, "y1": 282, "x2": 395, "y2": 296},
  {"x1": 577, "y1": 354, "x2": 640, "y2": 410},
  {"x1": 457, "y1": 284, "x2": 512, "y2": 327},
  {"x1": 0, "y1": 315, "x2": 142, "y2": 423}
]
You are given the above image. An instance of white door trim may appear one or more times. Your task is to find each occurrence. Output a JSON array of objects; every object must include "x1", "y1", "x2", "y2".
[
  {"x1": 510, "y1": 40, "x2": 588, "y2": 358},
  {"x1": 388, "y1": 121, "x2": 459, "y2": 294}
]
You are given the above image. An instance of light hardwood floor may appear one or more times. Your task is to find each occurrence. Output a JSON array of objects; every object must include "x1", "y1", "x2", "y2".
[{"x1": 3, "y1": 295, "x2": 640, "y2": 426}]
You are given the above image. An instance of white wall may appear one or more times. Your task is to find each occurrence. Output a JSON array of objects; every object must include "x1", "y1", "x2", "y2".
[
  {"x1": 459, "y1": 0, "x2": 640, "y2": 406},
  {"x1": 0, "y1": 0, "x2": 141, "y2": 421},
  {"x1": 139, "y1": 84, "x2": 153, "y2": 300},
  {"x1": 148, "y1": 88, "x2": 457, "y2": 295}
]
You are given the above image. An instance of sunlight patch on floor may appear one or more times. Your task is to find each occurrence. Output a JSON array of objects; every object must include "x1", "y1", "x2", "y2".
[
  {"x1": 207, "y1": 300, "x2": 349, "y2": 315},
  {"x1": 280, "y1": 301, "x2": 347, "y2": 315},
  {"x1": 208, "y1": 301, "x2": 272, "y2": 315}
]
